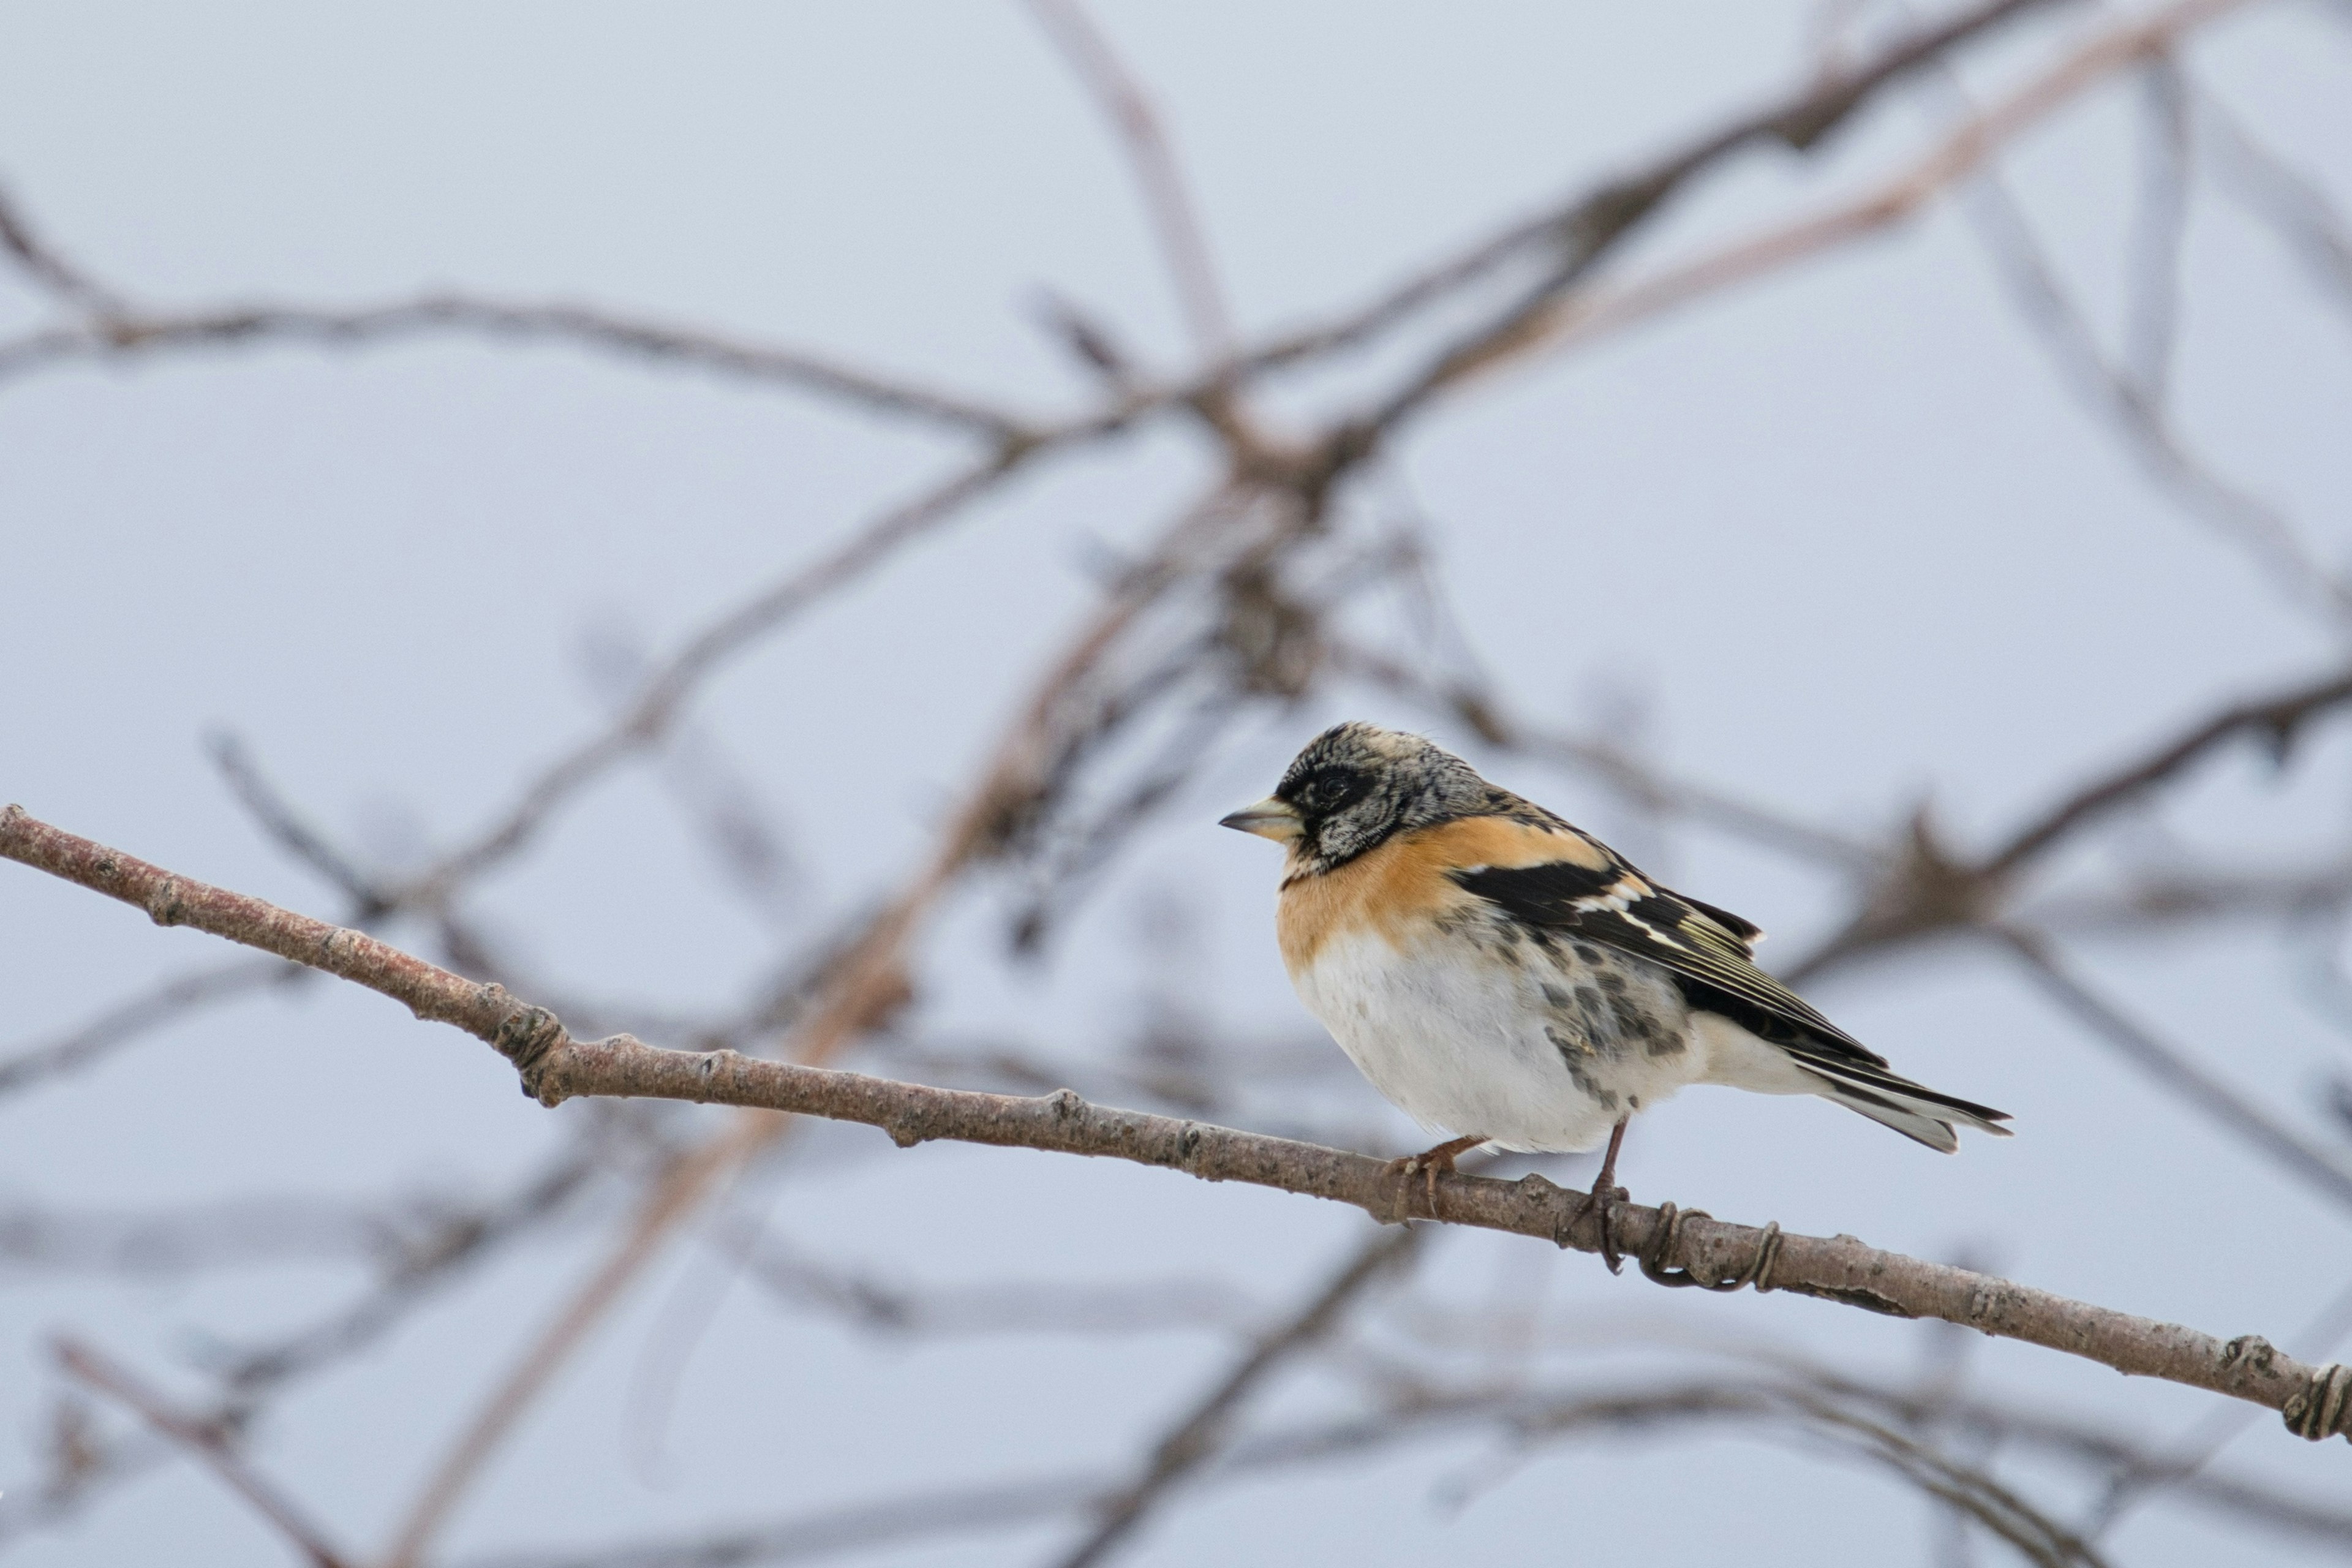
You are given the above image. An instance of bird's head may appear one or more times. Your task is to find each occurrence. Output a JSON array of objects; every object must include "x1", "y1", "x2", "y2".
[{"x1": 1219, "y1": 722, "x2": 1495, "y2": 875}]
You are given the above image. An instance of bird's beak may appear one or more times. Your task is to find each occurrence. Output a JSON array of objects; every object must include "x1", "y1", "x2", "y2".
[{"x1": 1219, "y1": 796, "x2": 1302, "y2": 842}]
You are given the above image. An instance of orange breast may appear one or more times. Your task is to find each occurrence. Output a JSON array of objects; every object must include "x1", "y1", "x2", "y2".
[{"x1": 1276, "y1": 814, "x2": 1604, "y2": 972}]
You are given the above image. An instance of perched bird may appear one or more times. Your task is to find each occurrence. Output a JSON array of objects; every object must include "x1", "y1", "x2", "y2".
[{"x1": 1221, "y1": 722, "x2": 2008, "y2": 1258}]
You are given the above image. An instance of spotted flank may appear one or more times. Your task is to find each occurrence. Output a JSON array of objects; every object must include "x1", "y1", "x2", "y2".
[{"x1": 1228, "y1": 721, "x2": 2013, "y2": 1158}]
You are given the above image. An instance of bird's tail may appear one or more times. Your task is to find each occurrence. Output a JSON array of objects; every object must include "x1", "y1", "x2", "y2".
[{"x1": 1786, "y1": 1047, "x2": 2013, "y2": 1154}]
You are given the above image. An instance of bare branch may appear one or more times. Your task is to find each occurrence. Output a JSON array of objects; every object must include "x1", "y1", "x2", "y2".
[
  {"x1": 2198, "y1": 86, "x2": 2352, "y2": 325},
  {"x1": 718, "y1": 1220, "x2": 1262, "y2": 1338},
  {"x1": 453, "y1": 1366, "x2": 2352, "y2": 1568},
  {"x1": 1024, "y1": 0, "x2": 1234, "y2": 360},
  {"x1": 1789, "y1": 662, "x2": 2352, "y2": 976},
  {"x1": 1999, "y1": 927, "x2": 2352, "y2": 1214},
  {"x1": 2, "y1": 1195, "x2": 387, "y2": 1278},
  {"x1": 1951, "y1": 138, "x2": 2348, "y2": 618},
  {"x1": 396, "y1": 446, "x2": 1041, "y2": 905},
  {"x1": 1358, "y1": 0, "x2": 2079, "y2": 432},
  {"x1": 1495, "y1": 0, "x2": 2255, "y2": 380},
  {"x1": 0, "y1": 290, "x2": 1036, "y2": 443},
  {"x1": 1985, "y1": 665, "x2": 2352, "y2": 879},
  {"x1": 1229, "y1": 0, "x2": 2067, "y2": 402},
  {"x1": 2123, "y1": 58, "x2": 2193, "y2": 404},
  {"x1": 7, "y1": 805, "x2": 2352, "y2": 1440},
  {"x1": 0, "y1": 955, "x2": 297, "y2": 1098},
  {"x1": 1050, "y1": 1226, "x2": 1419, "y2": 1567},
  {"x1": 208, "y1": 732, "x2": 390, "y2": 910},
  {"x1": 0, "y1": 178, "x2": 127, "y2": 316},
  {"x1": 380, "y1": 481, "x2": 1329, "y2": 1564},
  {"x1": 1331, "y1": 639, "x2": 1880, "y2": 872},
  {"x1": 55, "y1": 1338, "x2": 352, "y2": 1568}
]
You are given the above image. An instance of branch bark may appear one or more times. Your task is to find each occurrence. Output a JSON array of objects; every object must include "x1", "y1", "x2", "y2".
[{"x1": 8, "y1": 802, "x2": 2351, "y2": 1450}]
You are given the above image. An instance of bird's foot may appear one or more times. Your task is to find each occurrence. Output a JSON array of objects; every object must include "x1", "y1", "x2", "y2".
[
  {"x1": 1572, "y1": 1115, "x2": 1634, "y2": 1273},
  {"x1": 1569, "y1": 1179, "x2": 1631, "y2": 1273},
  {"x1": 1386, "y1": 1134, "x2": 1488, "y2": 1219}
]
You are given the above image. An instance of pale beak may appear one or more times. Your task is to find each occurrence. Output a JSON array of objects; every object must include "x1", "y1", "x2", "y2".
[{"x1": 1219, "y1": 796, "x2": 1303, "y2": 842}]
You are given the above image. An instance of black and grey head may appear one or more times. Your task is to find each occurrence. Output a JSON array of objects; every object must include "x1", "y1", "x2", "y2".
[{"x1": 1219, "y1": 722, "x2": 1507, "y2": 874}]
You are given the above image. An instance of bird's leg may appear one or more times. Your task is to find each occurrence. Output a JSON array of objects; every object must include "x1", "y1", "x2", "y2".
[
  {"x1": 1570, "y1": 1117, "x2": 1632, "y2": 1273},
  {"x1": 1385, "y1": 1134, "x2": 1488, "y2": 1218}
]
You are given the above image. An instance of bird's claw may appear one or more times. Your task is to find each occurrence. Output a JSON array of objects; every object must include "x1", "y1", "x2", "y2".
[
  {"x1": 1570, "y1": 1181, "x2": 1630, "y2": 1273},
  {"x1": 1385, "y1": 1134, "x2": 1488, "y2": 1219}
]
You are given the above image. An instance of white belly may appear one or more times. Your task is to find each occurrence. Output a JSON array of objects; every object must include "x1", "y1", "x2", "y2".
[{"x1": 1289, "y1": 926, "x2": 1711, "y2": 1153}]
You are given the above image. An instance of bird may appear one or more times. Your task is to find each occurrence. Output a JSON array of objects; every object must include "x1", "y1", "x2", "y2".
[{"x1": 1219, "y1": 722, "x2": 2009, "y2": 1263}]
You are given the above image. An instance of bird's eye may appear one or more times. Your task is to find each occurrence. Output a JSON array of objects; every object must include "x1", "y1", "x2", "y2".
[{"x1": 1308, "y1": 772, "x2": 1357, "y2": 809}]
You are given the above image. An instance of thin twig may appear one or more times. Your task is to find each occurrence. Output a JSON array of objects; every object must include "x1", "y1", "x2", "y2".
[
  {"x1": 1487, "y1": 0, "x2": 2254, "y2": 380},
  {"x1": 0, "y1": 179, "x2": 126, "y2": 315},
  {"x1": 396, "y1": 446, "x2": 1042, "y2": 906},
  {"x1": 1051, "y1": 1226, "x2": 1419, "y2": 1567},
  {"x1": 2000, "y1": 926, "x2": 2352, "y2": 1215},
  {"x1": 55, "y1": 1338, "x2": 353, "y2": 1568},
  {"x1": 1357, "y1": 0, "x2": 2075, "y2": 432},
  {"x1": 0, "y1": 292, "x2": 1035, "y2": 442},
  {"x1": 448, "y1": 1367, "x2": 2352, "y2": 1568},
  {"x1": 0, "y1": 955, "x2": 298, "y2": 1098},
  {"x1": 1024, "y1": 0, "x2": 1234, "y2": 360},
  {"x1": 1985, "y1": 665, "x2": 2352, "y2": 878}
]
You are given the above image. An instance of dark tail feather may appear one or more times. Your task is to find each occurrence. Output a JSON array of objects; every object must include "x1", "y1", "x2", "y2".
[{"x1": 1786, "y1": 1049, "x2": 2012, "y2": 1154}]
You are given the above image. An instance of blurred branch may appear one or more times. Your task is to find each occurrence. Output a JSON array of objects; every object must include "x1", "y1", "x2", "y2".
[
  {"x1": 1, "y1": 1194, "x2": 390, "y2": 1279},
  {"x1": 394, "y1": 446, "x2": 1041, "y2": 907},
  {"x1": 723, "y1": 1221, "x2": 1262, "y2": 1338},
  {"x1": 1127, "y1": 0, "x2": 2068, "y2": 412},
  {"x1": 1332, "y1": 639, "x2": 1880, "y2": 872},
  {"x1": 208, "y1": 731, "x2": 392, "y2": 910},
  {"x1": 1789, "y1": 662, "x2": 2352, "y2": 978},
  {"x1": 2026, "y1": 856, "x2": 2352, "y2": 935},
  {"x1": 0, "y1": 954, "x2": 297, "y2": 1099},
  {"x1": 0, "y1": 179, "x2": 126, "y2": 316},
  {"x1": 1512, "y1": 0, "x2": 2252, "y2": 370},
  {"x1": 1951, "y1": 129, "x2": 2348, "y2": 620},
  {"x1": 1999, "y1": 926, "x2": 2352, "y2": 1215},
  {"x1": 1986, "y1": 665, "x2": 2352, "y2": 878},
  {"x1": 1024, "y1": 0, "x2": 1234, "y2": 360},
  {"x1": 2122, "y1": 58, "x2": 2192, "y2": 403},
  {"x1": 454, "y1": 1363, "x2": 2352, "y2": 1568},
  {"x1": 1050, "y1": 1226, "x2": 1419, "y2": 1568},
  {"x1": 381, "y1": 481, "x2": 1330, "y2": 1566},
  {"x1": 0, "y1": 1131, "x2": 616, "y2": 1549},
  {"x1": 55, "y1": 1338, "x2": 353, "y2": 1568},
  {"x1": 2197, "y1": 86, "x2": 2352, "y2": 325},
  {"x1": 0, "y1": 285, "x2": 1037, "y2": 443},
  {"x1": 6, "y1": 804, "x2": 2350, "y2": 1440},
  {"x1": 1357, "y1": 0, "x2": 2079, "y2": 431}
]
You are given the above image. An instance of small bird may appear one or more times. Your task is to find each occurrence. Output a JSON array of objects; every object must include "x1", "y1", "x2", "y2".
[{"x1": 1221, "y1": 722, "x2": 2008, "y2": 1259}]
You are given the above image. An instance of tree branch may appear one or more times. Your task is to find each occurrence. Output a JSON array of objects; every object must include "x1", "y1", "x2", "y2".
[
  {"x1": 391, "y1": 445, "x2": 1042, "y2": 907},
  {"x1": 1051, "y1": 1226, "x2": 1418, "y2": 1567},
  {"x1": 0, "y1": 290, "x2": 1036, "y2": 444},
  {"x1": 1356, "y1": 0, "x2": 2075, "y2": 433},
  {"x1": 1024, "y1": 0, "x2": 1234, "y2": 361},
  {"x1": 8, "y1": 804, "x2": 2352, "y2": 1447},
  {"x1": 1453, "y1": 0, "x2": 2258, "y2": 406},
  {"x1": 0, "y1": 954, "x2": 297, "y2": 1098},
  {"x1": 55, "y1": 1338, "x2": 352, "y2": 1568}
]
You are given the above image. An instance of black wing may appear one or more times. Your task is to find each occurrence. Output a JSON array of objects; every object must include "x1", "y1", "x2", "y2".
[{"x1": 1450, "y1": 852, "x2": 1888, "y2": 1069}]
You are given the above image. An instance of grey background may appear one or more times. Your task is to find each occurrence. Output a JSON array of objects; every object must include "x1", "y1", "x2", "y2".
[{"x1": 4, "y1": 3, "x2": 2351, "y2": 1563}]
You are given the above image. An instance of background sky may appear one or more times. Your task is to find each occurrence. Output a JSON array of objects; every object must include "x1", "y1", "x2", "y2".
[{"x1": 5, "y1": 3, "x2": 2352, "y2": 1565}]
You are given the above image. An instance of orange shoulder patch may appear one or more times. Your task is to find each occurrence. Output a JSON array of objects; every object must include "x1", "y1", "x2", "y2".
[
  {"x1": 1415, "y1": 813, "x2": 1613, "y2": 873},
  {"x1": 1275, "y1": 813, "x2": 1596, "y2": 971}
]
